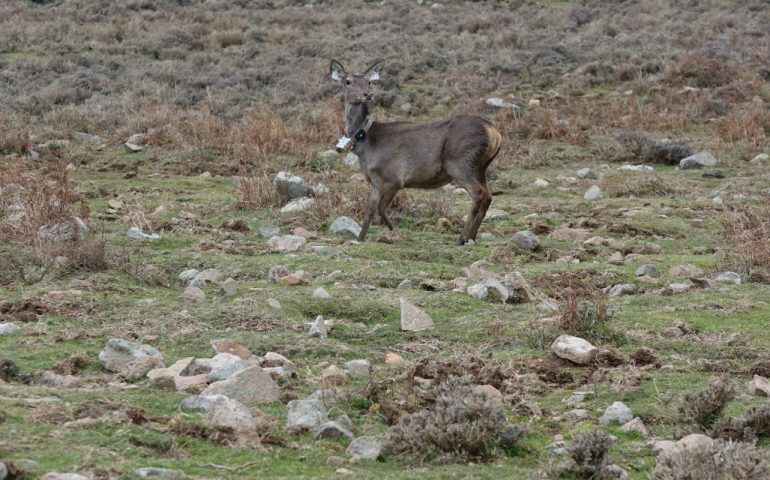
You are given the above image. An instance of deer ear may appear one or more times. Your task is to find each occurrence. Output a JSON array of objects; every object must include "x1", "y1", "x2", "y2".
[
  {"x1": 364, "y1": 59, "x2": 384, "y2": 82},
  {"x1": 330, "y1": 59, "x2": 346, "y2": 82}
]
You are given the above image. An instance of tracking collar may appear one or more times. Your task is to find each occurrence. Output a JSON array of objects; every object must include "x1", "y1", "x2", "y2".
[{"x1": 335, "y1": 117, "x2": 374, "y2": 152}]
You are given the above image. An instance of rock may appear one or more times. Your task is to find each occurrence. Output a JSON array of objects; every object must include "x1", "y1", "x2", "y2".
[
  {"x1": 680, "y1": 151, "x2": 717, "y2": 169},
  {"x1": 287, "y1": 399, "x2": 329, "y2": 431},
  {"x1": 668, "y1": 264, "x2": 703, "y2": 277},
  {"x1": 531, "y1": 178, "x2": 550, "y2": 188},
  {"x1": 263, "y1": 352, "x2": 293, "y2": 368},
  {"x1": 189, "y1": 269, "x2": 221, "y2": 288},
  {"x1": 73, "y1": 132, "x2": 103, "y2": 145},
  {"x1": 484, "y1": 97, "x2": 517, "y2": 109},
  {"x1": 467, "y1": 283, "x2": 488, "y2": 300},
  {"x1": 127, "y1": 227, "x2": 161, "y2": 240},
  {"x1": 639, "y1": 243, "x2": 662, "y2": 255},
  {"x1": 267, "y1": 265, "x2": 290, "y2": 283},
  {"x1": 266, "y1": 298, "x2": 282, "y2": 309},
  {"x1": 0, "y1": 323, "x2": 20, "y2": 335},
  {"x1": 748, "y1": 375, "x2": 770, "y2": 397},
  {"x1": 329, "y1": 216, "x2": 361, "y2": 238},
  {"x1": 548, "y1": 228, "x2": 592, "y2": 243},
  {"x1": 503, "y1": 272, "x2": 534, "y2": 303},
  {"x1": 0, "y1": 462, "x2": 6, "y2": 480},
  {"x1": 207, "y1": 353, "x2": 249, "y2": 382},
  {"x1": 565, "y1": 409, "x2": 590, "y2": 421},
  {"x1": 484, "y1": 277, "x2": 509, "y2": 302},
  {"x1": 584, "y1": 185, "x2": 604, "y2": 200},
  {"x1": 205, "y1": 396, "x2": 257, "y2": 431},
  {"x1": 41, "y1": 474, "x2": 91, "y2": 480},
  {"x1": 399, "y1": 298, "x2": 434, "y2": 331},
  {"x1": 690, "y1": 218, "x2": 705, "y2": 228},
  {"x1": 309, "y1": 315, "x2": 328, "y2": 338},
  {"x1": 604, "y1": 284, "x2": 636, "y2": 297},
  {"x1": 37, "y1": 139, "x2": 71, "y2": 150},
  {"x1": 321, "y1": 365, "x2": 346, "y2": 387},
  {"x1": 621, "y1": 417, "x2": 649, "y2": 437},
  {"x1": 180, "y1": 394, "x2": 227, "y2": 412},
  {"x1": 385, "y1": 353, "x2": 404, "y2": 364},
  {"x1": 655, "y1": 434, "x2": 715, "y2": 460},
  {"x1": 344, "y1": 152, "x2": 359, "y2": 166},
  {"x1": 202, "y1": 366, "x2": 281, "y2": 404},
  {"x1": 280, "y1": 197, "x2": 314, "y2": 213},
  {"x1": 618, "y1": 164, "x2": 654, "y2": 172},
  {"x1": 313, "y1": 287, "x2": 332, "y2": 299},
  {"x1": 181, "y1": 286, "x2": 206, "y2": 303},
  {"x1": 345, "y1": 359, "x2": 370, "y2": 377},
  {"x1": 38, "y1": 217, "x2": 88, "y2": 243},
  {"x1": 397, "y1": 279, "x2": 412, "y2": 290},
  {"x1": 537, "y1": 300, "x2": 559, "y2": 313},
  {"x1": 749, "y1": 153, "x2": 768, "y2": 165},
  {"x1": 178, "y1": 269, "x2": 199, "y2": 284},
  {"x1": 576, "y1": 168, "x2": 595, "y2": 179},
  {"x1": 99, "y1": 338, "x2": 163, "y2": 377},
  {"x1": 40, "y1": 371, "x2": 82, "y2": 388},
  {"x1": 715, "y1": 271, "x2": 741, "y2": 285},
  {"x1": 267, "y1": 235, "x2": 306, "y2": 253},
  {"x1": 274, "y1": 171, "x2": 309, "y2": 199},
  {"x1": 315, "y1": 420, "x2": 355, "y2": 440},
  {"x1": 635, "y1": 265, "x2": 658, "y2": 277},
  {"x1": 484, "y1": 208, "x2": 508, "y2": 220},
  {"x1": 550, "y1": 335, "x2": 597, "y2": 365},
  {"x1": 603, "y1": 465, "x2": 629, "y2": 480},
  {"x1": 600, "y1": 401, "x2": 633, "y2": 425},
  {"x1": 220, "y1": 278, "x2": 238, "y2": 296},
  {"x1": 346, "y1": 436, "x2": 382, "y2": 459},
  {"x1": 210, "y1": 338, "x2": 251, "y2": 359},
  {"x1": 608, "y1": 252, "x2": 624, "y2": 265},
  {"x1": 666, "y1": 283, "x2": 691, "y2": 294},
  {"x1": 134, "y1": 467, "x2": 183, "y2": 478},
  {"x1": 319, "y1": 150, "x2": 338, "y2": 161},
  {"x1": 258, "y1": 224, "x2": 280, "y2": 238},
  {"x1": 147, "y1": 357, "x2": 195, "y2": 379},
  {"x1": 311, "y1": 245, "x2": 342, "y2": 256},
  {"x1": 511, "y1": 230, "x2": 540, "y2": 251}
]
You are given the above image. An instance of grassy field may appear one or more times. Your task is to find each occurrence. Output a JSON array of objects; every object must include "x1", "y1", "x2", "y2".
[{"x1": 1, "y1": 0, "x2": 770, "y2": 479}]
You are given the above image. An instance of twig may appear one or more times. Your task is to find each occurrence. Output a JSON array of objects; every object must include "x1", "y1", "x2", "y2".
[{"x1": 196, "y1": 461, "x2": 260, "y2": 472}]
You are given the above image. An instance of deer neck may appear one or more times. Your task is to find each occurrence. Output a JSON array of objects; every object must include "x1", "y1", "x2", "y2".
[{"x1": 344, "y1": 102, "x2": 371, "y2": 138}]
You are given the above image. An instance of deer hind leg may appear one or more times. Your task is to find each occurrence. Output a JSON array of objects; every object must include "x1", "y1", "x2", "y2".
[{"x1": 358, "y1": 186, "x2": 381, "y2": 242}]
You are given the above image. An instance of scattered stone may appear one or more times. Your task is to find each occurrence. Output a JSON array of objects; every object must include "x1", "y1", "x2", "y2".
[
  {"x1": 178, "y1": 269, "x2": 199, "y2": 285},
  {"x1": 503, "y1": 271, "x2": 534, "y2": 303},
  {"x1": 41, "y1": 474, "x2": 90, "y2": 480},
  {"x1": 73, "y1": 132, "x2": 103, "y2": 145},
  {"x1": 621, "y1": 417, "x2": 649, "y2": 437},
  {"x1": 715, "y1": 271, "x2": 741, "y2": 285},
  {"x1": 319, "y1": 150, "x2": 338, "y2": 161},
  {"x1": 287, "y1": 399, "x2": 329, "y2": 431},
  {"x1": 220, "y1": 278, "x2": 238, "y2": 296},
  {"x1": 315, "y1": 419, "x2": 355, "y2": 440},
  {"x1": 690, "y1": 218, "x2": 705, "y2": 228},
  {"x1": 266, "y1": 298, "x2": 282, "y2": 309},
  {"x1": 267, "y1": 235, "x2": 306, "y2": 253},
  {"x1": 550, "y1": 335, "x2": 597, "y2": 365},
  {"x1": 99, "y1": 338, "x2": 163, "y2": 377},
  {"x1": 280, "y1": 197, "x2": 314, "y2": 213},
  {"x1": 327, "y1": 456, "x2": 345, "y2": 466},
  {"x1": 534, "y1": 178, "x2": 550, "y2": 187},
  {"x1": 205, "y1": 396, "x2": 257, "y2": 431},
  {"x1": 565, "y1": 409, "x2": 590, "y2": 422},
  {"x1": 399, "y1": 298, "x2": 434, "y2": 332},
  {"x1": 345, "y1": 359, "x2": 370, "y2": 377},
  {"x1": 604, "y1": 284, "x2": 637, "y2": 297},
  {"x1": 263, "y1": 352, "x2": 292, "y2": 368},
  {"x1": 467, "y1": 283, "x2": 488, "y2": 300},
  {"x1": 329, "y1": 216, "x2": 361, "y2": 238},
  {"x1": 600, "y1": 401, "x2": 633, "y2": 425},
  {"x1": 344, "y1": 152, "x2": 359, "y2": 166},
  {"x1": 189, "y1": 269, "x2": 221, "y2": 288},
  {"x1": 127, "y1": 227, "x2": 161, "y2": 240},
  {"x1": 639, "y1": 243, "x2": 662, "y2": 255},
  {"x1": 346, "y1": 436, "x2": 382, "y2": 459},
  {"x1": 576, "y1": 168, "x2": 594, "y2": 179},
  {"x1": 484, "y1": 208, "x2": 508, "y2": 220},
  {"x1": 537, "y1": 300, "x2": 559, "y2": 313},
  {"x1": 749, "y1": 153, "x2": 768, "y2": 165},
  {"x1": 385, "y1": 353, "x2": 404, "y2": 365},
  {"x1": 484, "y1": 97, "x2": 517, "y2": 109},
  {"x1": 748, "y1": 375, "x2": 770, "y2": 397},
  {"x1": 635, "y1": 265, "x2": 658, "y2": 277},
  {"x1": 583, "y1": 185, "x2": 603, "y2": 200},
  {"x1": 134, "y1": 467, "x2": 184, "y2": 478},
  {"x1": 313, "y1": 287, "x2": 332, "y2": 299},
  {"x1": 608, "y1": 252, "x2": 624, "y2": 265},
  {"x1": 309, "y1": 315, "x2": 328, "y2": 338},
  {"x1": 210, "y1": 339, "x2": 251, "y2": 359},
  {"x1": 680, "y1": 151, "x2": 717, "y2": 169},
  {"x1": 0, "y1": 323, "x2": 20, "y2": 335},
  {"x1": 321, "y1": 365, "x2": 346, "y2": 387},
  {"x1": 274, "y1": 171, "x2": 309, "y2": 199},
  {"x1": 548, "y1": 227, "x2": 592, "y2": 243},
  {"x1": 618, "y1": 164, "x2": 654, "y2": 172},
  {"x1": 666, "y1": 283, "x2": 691, "y2": 294},
  {"x1": 655, "y1": 434, "x2": 714, "y2": 460},
  {"x1": 397, "y1": 279, "x2": 412, "y2": 290},
  {"x1": 124, "y1": 142, "x2": 143, "y2": 153},
  {"x1": 181, "y1": 286, "x2": 206, "y2": 303},
  {"x1": 179, "y1": 394, "x2": 227, "y2": 413},
  {"x1": 668, "y1": 264, "x2": 703, "y2": 277},
  {"x1": 267, "y1": 265, "x2": 290, "y2": 283},
  {"x1": 202, "y1": 366, "x2": 281, "y2": 404},
  {"x1": 484, "y1": 277, "x2": 510, "y2": 302},
  {"x1": 311, "y1": 245, "x2": 342, "y2": 256},
  {"x1": 38, "y1": 217, "x2": 88, "y2": 243},
  {"x1": 207, "y1": 353, "x2": 249, "y2": 382},
  {"x1": 511, "y1": 230, "x2": 540, "y2": 251},
  {"x1": 259, "y1": 224, "x2": 280, "y2": 238},
  {"x1": 40, "y1": 371, "x2": 82, "y2": 388}
]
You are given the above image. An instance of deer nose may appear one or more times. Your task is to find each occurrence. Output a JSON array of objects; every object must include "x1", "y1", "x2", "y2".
[{"x1": 364, "y1": 92, "x2": 373, "y2": 101}]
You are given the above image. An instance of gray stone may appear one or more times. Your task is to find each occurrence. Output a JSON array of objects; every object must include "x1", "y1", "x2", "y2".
[
  {"x1": 399, "y1": 298, "x2": 434, "y2": 332},
  {"x1": 511, "y1": 230, "x2": 540, "y2": 251},
  {"x1": 666, "y1": 283, "x2": 690, "y2": 294},
  {"x1": 280, "y1": 197, "x2": 314, "y2": 213},
  {"x1": 635, "y1": 265, "x2": 658, "y2": 277},
  {"x1": 0, "y1": 322, "x2": 20, "y2": 335},
  {"x1": 537, "y1": 300, "x2": 559, "y2": 313},
  {"x1": 0, "y1": 462, "x2": 6, "y2": 480},
  {"x1": 311, "y1": 245, "x2": 342, "y2": 256},
  {"x1": 178, "y1": 269, "x2": 199, "y2": 284},
  {"x1": 748, "y1": 375, "x2": 770, "y2": 397},
  {"x1": 621, "y1": 417, "x2": 649, "y2": 437},
  {"x1": 346, "y1": 436, "x2": 383, "y2": 460},
  {"x1": 127, "y1": 227, "x2": 161, "y2": 240},
  {"x1": 99, "y1": 338, "x2": 163, "y2": 375},
  {"x1": 344, "y1": 152, "x2": 359, "y2": 166},
  {"x1": 618, "y1": 164, "x2": 654, "y2": 172},
  {"x1": 550, "y1": 335, "x2": 597, "y2": 365},
  {"x1": 179, "y1": 394, "x2": 228, "y2": 413},
  {"x1": 484, "y1": 97, "x2": 517, "y2": 109},
  {"x1": 181, "y1": 286, "x2": 206, "y2": 303},
  {"x1": 309, "y1": 315, "x2": 328, "y2": 338},
  {"x1": 41, "y1": 474, "x2": 90, "y2": 480},
  {"x1": 259, "y1": 224, "x2": 280, "y2": 238},
  {"x1": 134, "y1": 467, "x2": 183, "y2": 478},
  {"x1": 329, "y1": 216, "x2": 361, "y2": 238},
  {"x1": 534, "y1": 178, "x2": 550, "y2": 187},
  {"x1": 189, "y1": 268, "x2": 221, "y2": 288},
  {"x1": 220, "y1": 278, "x2": 238, "y2": 296},
  {"x1": 37, "y1": 139, "x2": 71, "y2": 150},
  {"x1": 603, "y1": 465, "x2": 629, "y2": 480},
  {"x1": 202, "y1": 366, "x2": 281, "y2": 404},
  {"x1": 584, "y1": 185, "x2": 604, "y2": 200},
  {"x1": 467, "y1": 283, "x2": 488, "y2": 300},
  {"x1": 345, "y1": 359, "x2": 370, "y2": 377},
  {"x1": 319, "y1": 149, "x2": 338, "y2": 161},
  {"x1": 205, "y1": 396, "x2": 257, "y2": 431},
  {"x1": 604, "y1": 284, "x2": 637, "y2": 297},
  {"x1": 208, "y1": 353, "x2": 249, "y2": 382},
  {"x1": 750, "y1": 153, "x2": 768, "y2": 165},
  {"x1": 267, "y1": 265, "x2": 290, "y2": 283},
  {"x1": 576, "y1": 168, "x2": 594, "y2": 179},
  {"x1": 38, "y1": 217, "x2": 88, "y2": 243},
  {"x1": 267, "y1": 235, "x2": 306, "y2": 253},
  {"x1": 40, "y1": 371, "x2": 81, "y2": 388},
  {"x1": 263, "y1": 352, "x2": 293, "y2": 368},
  {"x1": 484, "y1": 209, "x2": 508, "y2": 220},
  {"x1": 73, "y1": 132, "x2": 103, "y2": 145},
  {"x1": 600, "y1": 401, "x2": 633, "y2": 425},
  {"x1": 287, "y1": 399, "x2": 329, "y2": 430},
  {"x1": 680, "y1": 151, "x2": 717, "y2": 169},
  {"x1": 313, "y1": 287, "x2": 332, "y2": 299},
  {"x1": 274, "y1": 171, "x2": 308, "y2": 199},
  {"x1": 315, "y1": 420, "x2": 355, "y2": 440},
  {"x1": 484, "y1": 277, "x2": 509, "y2": 302},
  {"x1": 715, "y1": 271, "x2": 741, "y2": 285}
]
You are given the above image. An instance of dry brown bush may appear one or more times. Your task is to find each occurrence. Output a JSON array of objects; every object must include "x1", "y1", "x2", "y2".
[
  {"x1": 665, "y1": 54, "x2": 735, "y2": 88},
  {"x1": 722, "y1": 205, "x2": 770, "y2": 282},
  {"x1": 679, "y1": 381, "x2": 735, "y2": 433},
  {"x1": 653, "y1": 440, "x2": 768, "y2": 480},
  {"x1": 714, "y1": 106, "x2": 770, "y2": 149}
]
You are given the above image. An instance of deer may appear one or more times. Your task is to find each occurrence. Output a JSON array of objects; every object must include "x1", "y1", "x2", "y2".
[{"x1": 330, "y1": 59, "x2": 502, "y2": 245}]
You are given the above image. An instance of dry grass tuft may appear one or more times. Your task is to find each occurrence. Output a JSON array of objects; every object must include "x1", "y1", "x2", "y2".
[
  {"x1": 679, "y1": 381, "x2": 735, "y2": 433},
  {"x1": 722, "y1": 205, "x2": 770, "y2": 282}
]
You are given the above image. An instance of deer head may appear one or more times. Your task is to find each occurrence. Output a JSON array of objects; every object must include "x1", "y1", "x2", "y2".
[{"x1": 330, "y1": 59, "x2": 384, "y2": 105}]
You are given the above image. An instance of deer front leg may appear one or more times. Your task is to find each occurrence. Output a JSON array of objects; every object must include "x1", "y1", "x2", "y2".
[
  {"x1": 457, "y1": 181, "x2": 492, "y2": 245},
  {"x1": 358, "y1": 187, "x2": 381, "y2": 242},
  {"x1": 377, "y1": 185, "x2": 399, "y2": 231}
]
